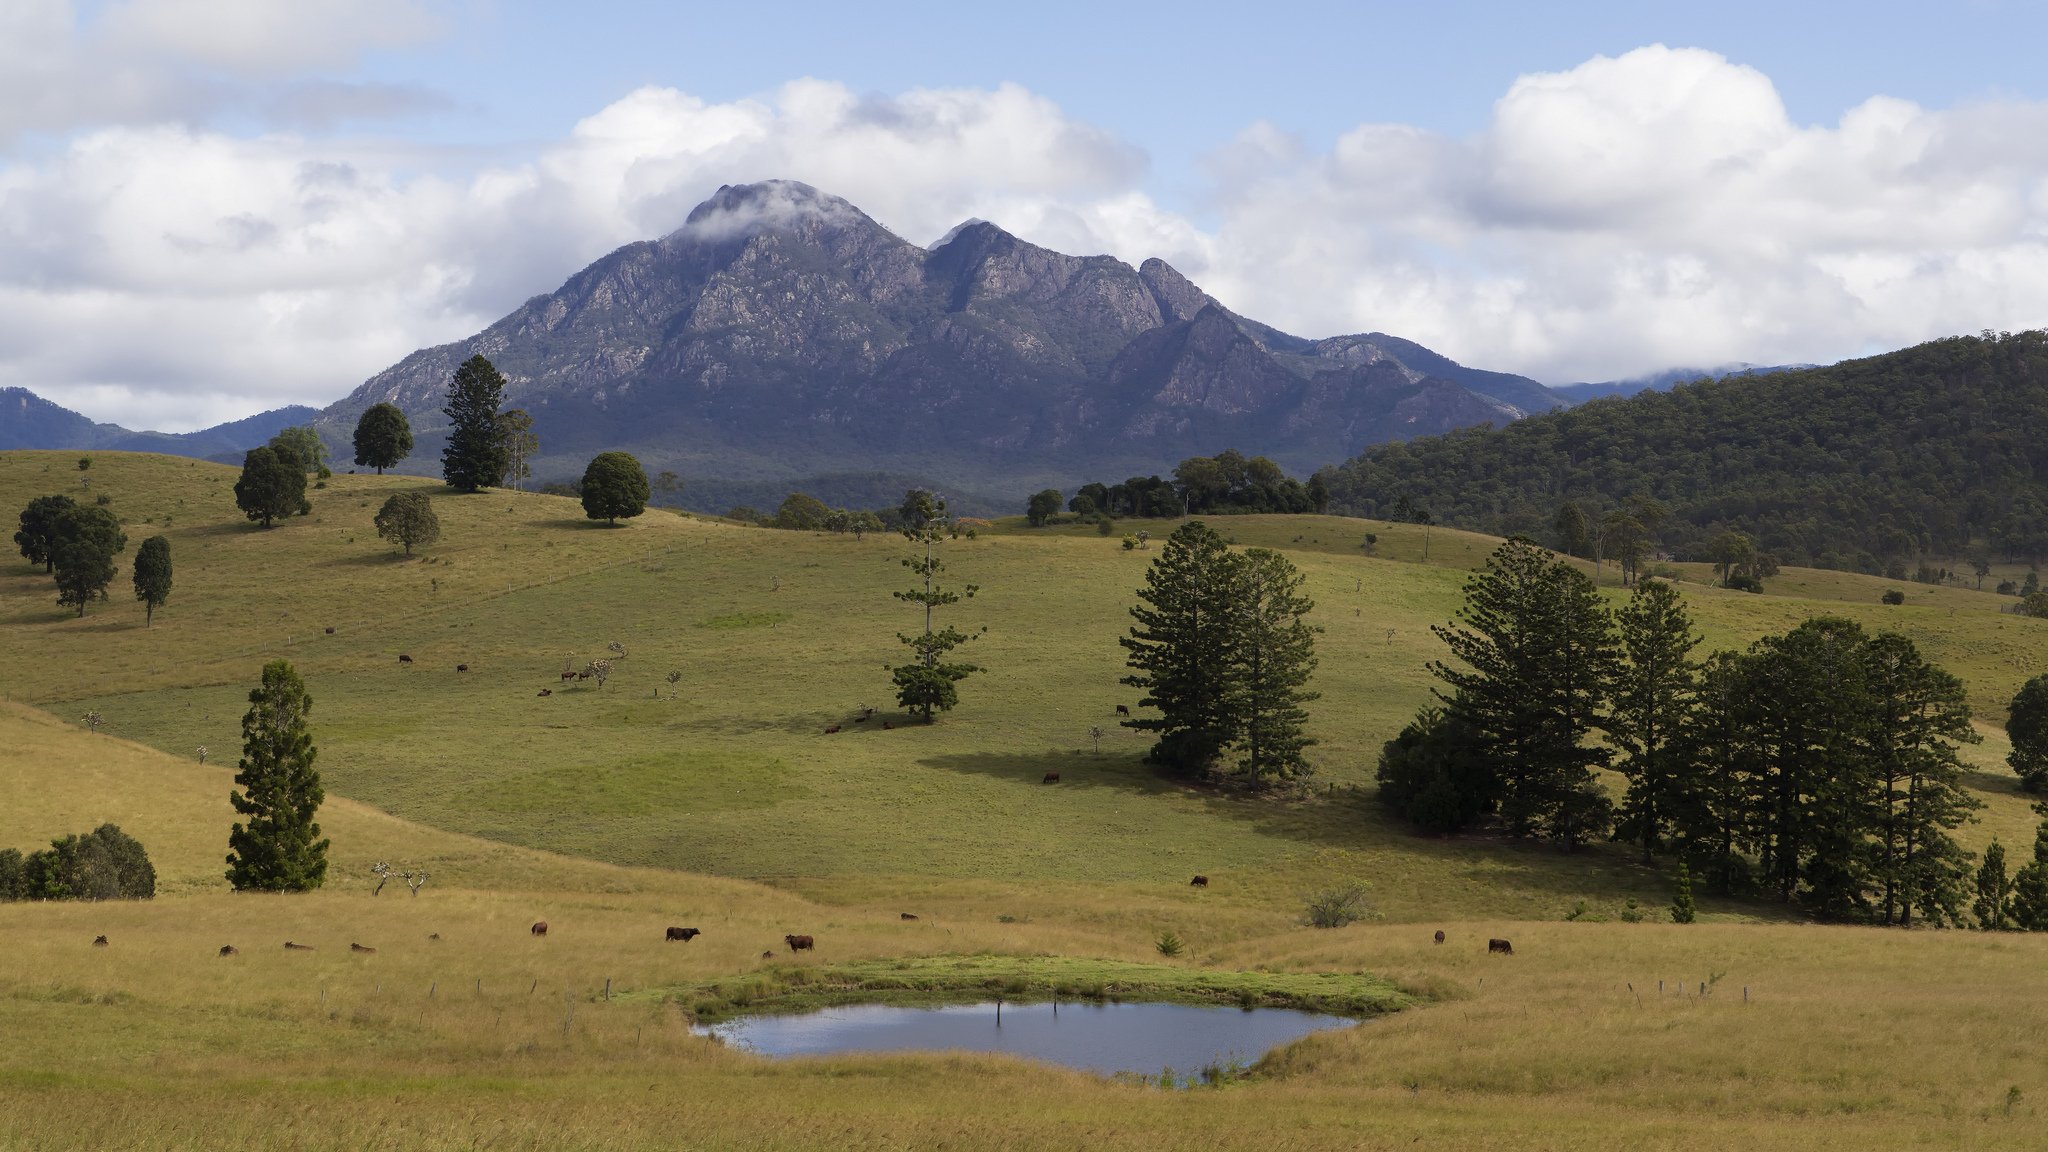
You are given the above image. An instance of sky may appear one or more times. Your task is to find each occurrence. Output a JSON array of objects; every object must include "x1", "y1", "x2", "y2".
[{"x1": 7, "y1": 0, "x2": 2048, "y2": 430}]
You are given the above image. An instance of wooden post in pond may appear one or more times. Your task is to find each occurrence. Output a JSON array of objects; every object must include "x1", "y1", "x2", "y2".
[{"x1": 996, "y1": 997, "x2": 1002, "y2": 1027}]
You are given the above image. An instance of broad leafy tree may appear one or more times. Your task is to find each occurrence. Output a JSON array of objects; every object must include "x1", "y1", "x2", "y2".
[
  {"x1": 1025, "y1": 489, "x2": 1063, "y2": 527},
  {"x1": 890, "y1": 496, "x2": 982, "y2": 721},
  {"x1": 1601, "y1": 510, "x2": 1648, "y2": 585},
  {"x1": 1552, "y1": 502, "x2": 1591, "y2": 558},
  {"x1": 352, "y1": 403, "x2": 413, "y2": 474},
  {"x1": 2009, "y1": 673, "x2": 2048, "y2": 792},
  {"x1": 1232, "y1": 548, "x2": 1320, "y2": 781},
  {"x1": 580, "y1": 451, "x2": 650, "y2": 526},
  {"x1": 269, "y1": 427, "x2": 329, "y2": 478},
  {"x1": 441, "y1": 354, "x2": 510, "y2": 493},
  {"x1": 225, "y1": 660, "x2": 329, "y2": 892},
  {"x1": 1610, "y1": 579, "x2": 1700, "y2": 861},
  {"x1": 50, "y1": 505, "x2": 127, "y2": 616},
  {"x1": 131, "y1": 534, "x2": 172, "y2": 626},
  {"x1": 774, "y1": 492, "x2": 832, "y2": 530},
  {"x1": 373, "y1": 492, "x2": 440, "y2": 557},
  {"x1": 900, "y1": 489, "x2": 944, "y2": 532},
  {"x1": 234, "y1": 446, "x2": 305, "y2": 527},
  {"x1": 497, "y1": 408, "x2": 539, "y2": 490},
  {"x1": 1121, "y1": 521, "x2": 1244, "y2": 774},
  {"x1": 14, "y1": 494, "x2": 77, "y2": 572}
]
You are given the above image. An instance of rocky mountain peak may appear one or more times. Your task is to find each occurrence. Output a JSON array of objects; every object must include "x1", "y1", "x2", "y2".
[
  {"x1": 1138, "y1": 258, "x2": 1216, "y2": 325},
  {"x1": 669, "y1": 179, "x2": 878, "y2": 245}
]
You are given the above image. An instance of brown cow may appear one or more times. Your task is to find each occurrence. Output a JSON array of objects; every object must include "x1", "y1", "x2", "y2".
[
  {"x1": 398, "y1": 654, "x2": 412, "y2": 664},
  {"x1": 900, "y1": 912, "x2": 919, "y2": 920},
  {"x1": 350, "y1": 943, "x2": 377, "y2": 954},
  {"x1": 531, "y1": 921, "x2": 549, "y2": 938},
  {"x1": 323, "y1": 627, "x2": 335, "y2": 635},
  {"x1": 456, "y1": 664, "x2": 469, "y2": 673},
  {"x1": 560, "y1": 670, "x2": 579, "y2": 682},
  {"x1": 537, "y1": 688, "x2": 552, "y2": 697},
  {"x1": 92, "y1": 935, "x2": 108, "y2": 947},
  {"x1": 1042, "y1": 771, "x2": 1060, "y2": 784},
  {"x1": 219, "y1": 945, "x2": 238, "y2": 957},
  {"x1": 1114, "y1": 704, "x2": 1131, "y2": 717},
  {"x1": 665, "y1": 927, "x2": 701, "y2": 942},
  {"x1": 1488, "y1": 938, "x2": 1513, "y2": 955},
  {"x1": 1433, "y1": 930, "x2": 1446, "y2": 945},
  {"x1": 1190, "y1": 875, "x2": 1209, "y2": 887},
  {"x1": 284, "y1": 941, "x2": 314, "y2": 951},
  {"x1": 785, "y1": 934, "x2": 815, "y2": 953},
  {"x1": 824, "y1": 725, "x2": 841, "y2": 734}
]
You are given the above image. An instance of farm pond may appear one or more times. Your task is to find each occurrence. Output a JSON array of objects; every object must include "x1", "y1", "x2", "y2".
[{"x1": 694, "y1": 999, "x2": 1356, "y2": 1078}]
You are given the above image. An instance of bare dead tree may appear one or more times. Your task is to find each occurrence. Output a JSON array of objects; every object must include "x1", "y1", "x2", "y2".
[
  {"x1": 403, "y1": 868, "x2": 428, "y2": 896},
  {"x1": 370, "y1": 861, "x2": 393, "y2": 896},
  {"x1": 665, "y1": 670, "x2": 682, "y2": 697}
]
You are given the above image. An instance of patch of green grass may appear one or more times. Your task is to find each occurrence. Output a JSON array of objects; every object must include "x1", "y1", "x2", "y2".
[{"x1": 697, "y1": 611, "x2": 793, "y2": 629}]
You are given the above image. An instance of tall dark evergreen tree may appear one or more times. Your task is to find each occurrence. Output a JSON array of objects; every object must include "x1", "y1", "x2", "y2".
[
  {"x1": 233, "y1": 446, "x2": 304, "y2": 528},
  {"x1": 1430, "y1": 538, "x2": 1619, "y2": 847},
  {"x1": 1975, "y1": 840, "x2": 2012, "y2": 929},
  {"x1": 225, "y1": 660, "x2": 329, "y2": 892},
  {"x1": 49, "y1": 505, "x2": 126, "y2": 617},
  {"x1": 1743, "y1": 617, "x2": 1872, "y2": 908},
  {"x1": 14, "y1": 494, "x2": 77, "y2": 572},
  {"x1": 1121, "y1": 521, "x2": 1244, "y2": 775},
  {"x1": 1232, "y1": 548, "x2": 1320, "y2": 781},
  {"x1": 1375, "y1": 702, "x2": 1493, "y2": 832},
  {"x1": 131, "y1": 534, "x2": 172, "y2": 627},
  {"x1": 890, "y1": 498, "x2": 982, "y2": 722},
  {"x1": 1860, "y1": 631, "x2": 1980, "y2": 926},
  {"x1": 352, "y1": 402, "x2": 413, "y2": 474},
  {"x1": 2011, "y1": 807, "x2": 2048, "y2": 930},
  {"x1": 1610, "y1": 579, "x2": 1701, "y2": 861},
  {"x1": 2008, "y1": 673, "x2": 2048, "y2": 792},
  {"x1": 1552, "y1": 502, "x2": 1591, "y2": 558},
  {"x1": 441, "y1": 354, "x2": 510, "y2": 493},
  {"x1": 1675, "y1": 651, "x2": 1761, "y2": 894}
]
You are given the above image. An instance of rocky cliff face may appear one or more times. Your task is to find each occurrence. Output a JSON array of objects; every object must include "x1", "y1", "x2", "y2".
[{"x1": 319, "y1": 180, "x2": 1560, "y2": 511}]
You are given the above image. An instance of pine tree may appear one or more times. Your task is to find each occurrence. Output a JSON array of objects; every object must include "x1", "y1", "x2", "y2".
[
  {"x1": 1232, "y1": 548, "x2": 1320, "y2": 781},
  {"x1": 2008, "y1": 674, "x2": 2048, "y2": 792},
  {"x1": 1975, "y1": 841, "x2": 2012, "y2": 929},
  {"x1": 441, "y1": 355, "x2": 510, "y2": 493},
  {"x1": 131, "y1": 535, "x2": 171, "y2": 626},
  {"x1": 1743, "y1": 617, "x2": 1873, "y2": 908},
  {"x1": 890, "y1": 499, "x2": 982, "y2": 722},
  {"x1": 1674, "y1": 651, "x2": 1761, "y2": 894},
  {"x1": 352, "y1": 402, "x2": 413, "y2": 474},
  {"x1": 1610, "y1": 579, "x2": 1701, "y2": 861},
  {"x1": 1121, "y1": 521, "x2": 1244, "y2": 774},
  {"x1": 1671, "y1": 859, "x2": 1697, "y2": 923},
  {"x1": 1861, "y1": 631, "x2": 1980, "y2": 926},
  {"x1": 2011, "y1": 807, "x2": 2048, "y2": 930},
  {"x1": 225, "y1": 660, "x2": 329, "y2": 892}
]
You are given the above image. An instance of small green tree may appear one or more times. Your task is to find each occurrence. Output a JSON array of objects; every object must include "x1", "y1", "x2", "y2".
[
  {"x1": 269, "y1": 427, "x2": 330, "y2": 479},
  {"x1": 15, "y1": 494, "x2": 77, "y2": 572},
  {"x1": 225, "y1": 660, "x2": 329, "y2": 892},
  {"x1": 2009, "y1": 674, "x2": 2048, "y2": 792},
  {"x1": 580, "y1": 451, "x2": 649, "y2": 526},
  {"x1": 1709, "y1": 531, "x2": 1756, "y2": 586},
  {"x1": 497, "y1": 408, "x2": 539, "y2": 491},
  {"x1": 1671, "y1": 860, "x2": 1697, "y2": 923},
  {"x1": 233, "y1": 446, "x2": 305, "y2": 528},
  {"x1": 352, "y1": 402, "x2": 413, "y2": 474},
  {"x1": 373, "y1": 492, "x2": 441, "y2": 557},
  {"x1": 131, "y1": 534, "x2": 172, "y2": 626},
  {"x1": 441, "y1": 354, "x2": 510, "y2": 493},
  {"x1": 1025, "y1": 488, "x2": 1063, "y2": 527},
  {"x1": 891, "y1": 497, "x2": 983, "y2": 722},
  {"x1": 1975, "y1": 840, "x2": 2012, "y2": 929},
  {"x1": 50, "y1": 505, "x2": 127, "y2": 616}
]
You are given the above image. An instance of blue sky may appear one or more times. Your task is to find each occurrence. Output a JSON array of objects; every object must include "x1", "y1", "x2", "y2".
[{"x1": 8, "y1": 0, "x2": 2048, "y2": 428}]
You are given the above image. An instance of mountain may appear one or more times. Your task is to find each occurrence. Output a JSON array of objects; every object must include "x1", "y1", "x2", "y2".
[
  {"x1": 318, "y1": 180, "x2": 1569, "y2": 513},
  {"x1": 1552, "y1": 363, "x2": 1811, "y2": 404},
  {"x1": 1, "y1": 388, "x2": 316, "y2": 459},
  {"x1": 1319, "y1": 332, "x2": 2048, "y2": 570}
]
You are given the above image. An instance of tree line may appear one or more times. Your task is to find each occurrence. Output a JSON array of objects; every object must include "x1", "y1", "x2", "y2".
[
  {"x1": 1047, "y1": 449, "x2": 1330, "y2": 526},
  {"x1": 13, "y1": 474, "x2": 169, "y2": 621},
  {"x1": 1380, "y1": 537, "x2": 2019, "y2": 926},
  {"x1": 1320, "y1": 331, "x2": 2048, "y2": 574}
]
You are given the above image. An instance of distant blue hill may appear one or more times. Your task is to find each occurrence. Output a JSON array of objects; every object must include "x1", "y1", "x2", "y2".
[{"x1": 0, "y1": 387, "x2": 317, "y2": 460}]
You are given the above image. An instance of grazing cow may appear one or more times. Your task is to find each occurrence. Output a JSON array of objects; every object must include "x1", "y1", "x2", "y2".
[
  {"x1": 1042, "y1": 771, "x2": 1060, "y2": 784},
  {"x1": 537, "y1": 689, "x2": 552, "y2": 697},
  {"x1": 1190, "y1": 875, "x2": 1209, "y2": 887},
  {"x1": 284, "y1": 941, "x2": 314, "y2": 951},
  {"x1": 531, "y1": 921, "x2": 549, "y2": 938},
  {"x1": 824, "y1": 725, "x2": 841, "y2": 734},
  {"x1": 560, "y1": 671, "x2": 578, "y2": 682},
  {"x1": 456, "y1": 663, "x2": 469, "y2": 673},
  {"x1": 1488, "y1": 938, "x2": 1514, "y2": 955},
  {"x1": 219, "y1": 945, "x2": 238, "y2": 957},
  {"x1": 900, "y1": 913, "x2": 919, "y2": 921},
  {"x1": 398, "y1": 654, "x2": 413, "y2": 664},
  {"x1": 92, "y1": 935, "x2": 109, "y2": 947},
  {"x1": 1114, "y1": 704, "x2": 1131, "y2": 717},
  {"x1": 785, "y1": 934, "x2": 815, "y2": 953},
  {"x1": 665, "y1": 927, "x2": 701, "y2": 942},
  {"x1": 350, "y1": 943, "x2": 377, "y2": 954},
  {"x1": 1433, "y1": 930, "x2": 1446, "y2": 945},
  {"x1": 324, "y1": 627, "x2": 335, "y2": 635}
]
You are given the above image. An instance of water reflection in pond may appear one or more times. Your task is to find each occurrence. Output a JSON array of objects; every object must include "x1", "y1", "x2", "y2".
[{"x1": 697, "y1": 1000, "x2": 1355, "y2": 1077}]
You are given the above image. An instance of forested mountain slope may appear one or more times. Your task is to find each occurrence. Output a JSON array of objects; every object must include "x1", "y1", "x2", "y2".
[{"x1": 1319, "y1": 331, "x2": 2048, "y2": 569}]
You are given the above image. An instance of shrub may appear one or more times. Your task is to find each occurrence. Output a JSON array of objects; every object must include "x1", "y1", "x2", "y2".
[
  {"x1": 1725, "y1": 574, "x2": 1764, "y2": 593},
  {"x1": 1882, "y1": 589, "x2": 1906, "y2": 605},
  {"x1": 2, "y1": 825, "x2": 155, "y2": 901},
  {"x1": 1301, "y1": 884, "x2": 1371, "y2": 928},
  {"x1": 1154, "y1": 930, "x2": 1185, "y2": 957}
]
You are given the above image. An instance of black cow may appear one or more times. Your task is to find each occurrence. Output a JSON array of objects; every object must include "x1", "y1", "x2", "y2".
[
  {"x1": 900, "y1": 912, "x2": 919, "y2": 920},
  {"x1": 1042, "y1": 771, "x2": 1060, "y2": 784},
  {"x1": 665, "y1": 927, "x2": 701, "y2": 942},
  {"x1": 350, "y1": 943, "x2": 377, "y2": 954},
  {"x1": 284, "y1": 941, "x2": 314, "y2": 951},
  {"x1": 1190, "y1": 875, "x2": 1209, "y2": 887},
  {"x1": 1114, "y1": 704, "x2": 1131, "y2": 717},
  {"x1": 219, "y1": 945, "x2": 238, "y2": 957},
  {"x1": 398, "y1": 654, "x2": 413, "y2": 664},
  {"x1": 92, "y1": 935, "x2": 108, "y2": 947},
  {"x1": 1433, "y1": 930, "x2": 1446, "y2": 945},
  {"x1": 1488, "y1": 938, "x2": 1514, "y2": 955}
]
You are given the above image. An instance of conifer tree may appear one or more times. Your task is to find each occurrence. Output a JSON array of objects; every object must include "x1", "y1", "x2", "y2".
[
  {"x1": 1743, "y1": 617, "x2": 1872, "y2": 907},
  {"x1": 1674, "y1": 651, "x2": 1761, "y2": 894},
  {"x1": 1610, "y1": 579, "x2": 1701, "y2": 861},
  {"x1": 2008, "y1": 673, "x2": 2048, "y2": 792},
  {"x1": 1232, "y1": 548, "x2": 1320, "y2": 781},
  {"x1": 1122, "y1": 521, "x2": 1244, "y2": 774},
  {"x1": 890, "y1": 497, "x2": 982, "y2": 722},
  {"x1": 225, "y1": 660, "x2": 329, "y2": 892},
  {"x1": 1975, "y1": 840, "x2": 2012, "y2": 929},
  {"x1": 1862, "y1": 631, "x2": 1980, "y2": 926},
  {"x1": 131, "y1": 534, "x2": 171, "y2": 626},
  {"x1": 1671, "y1": 859, "x2": 1697, "y2": 923},
  {"x1": 2011, "y1": 807, "x2": 2048, "y2": 930},
  {"x1": 352, "y1": 402, "x2": 413, "y2": 474},
  {"x1": 441, "y1": 355, "x2": 510, "y2": 493}
]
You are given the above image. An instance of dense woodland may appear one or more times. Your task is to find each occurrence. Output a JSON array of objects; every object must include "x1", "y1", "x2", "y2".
[{"x1": 1320, "y1": 331, "x2": 2048, "y2": 571}]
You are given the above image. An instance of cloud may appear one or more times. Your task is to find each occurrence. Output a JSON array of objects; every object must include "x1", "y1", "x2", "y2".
[{"x1": 7, "y1": 45, "x2": 2048, "y2": 430}]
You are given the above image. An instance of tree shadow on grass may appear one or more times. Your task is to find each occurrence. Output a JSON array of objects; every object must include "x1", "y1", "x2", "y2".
[
  {"x1": 669, "y1": 707, "x2": 908, "y2": 737},
  {"x1": 323, "y1": 550, "x2": 412, "y2": 567},
  {"x1": 1964, "y1": 767, "x2": 2027, "y2": 797}
]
